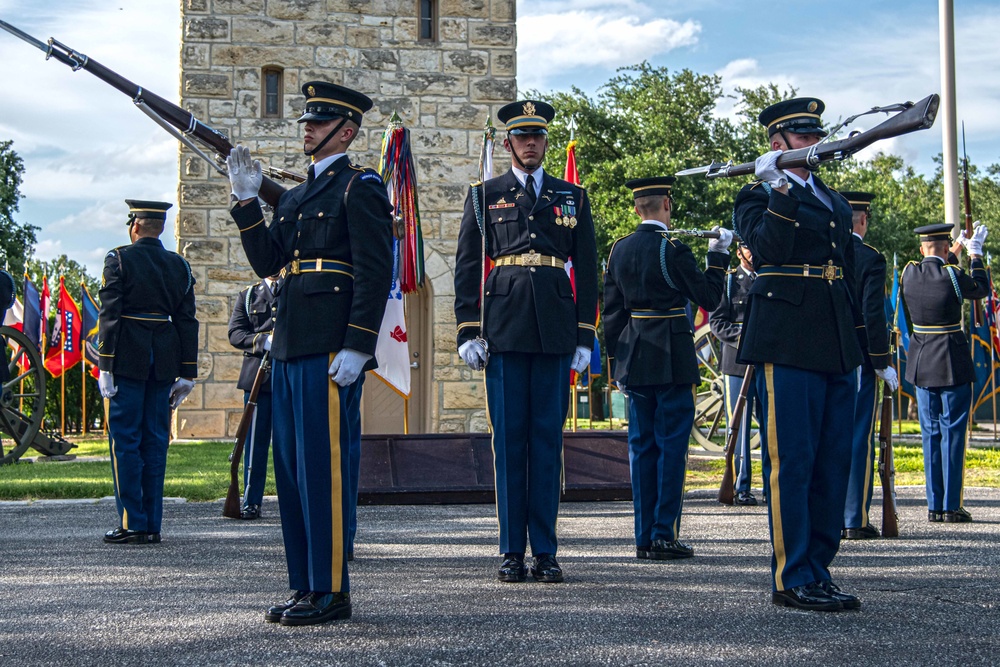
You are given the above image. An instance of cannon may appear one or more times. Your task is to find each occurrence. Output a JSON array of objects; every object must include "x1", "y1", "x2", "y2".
[
  {"x1": 1, "y1": 325, "x2": 77, "y2": 464},
  {"x1": 691, "y1": 325, "x2": 760, "y2": 452}
]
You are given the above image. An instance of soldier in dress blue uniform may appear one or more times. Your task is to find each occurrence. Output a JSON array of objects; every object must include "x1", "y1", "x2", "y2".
[
  {"x1": 226, "y1": 81, "x2": 393, "y2": 625},
  {"x1": 97, "y1": 200, "x2": 198, "y2": 545},
  {"x1": 228, "y1": 276, "x2": 278, "y2": 520},
  {"x1": 901, "y1": 222, "x2": 989, "y2": 523},
  {"x1": 454, "y1": 100, "x2": 598, "y2": 583},
  {"x1": 604, "y1": 177, "x2": 731, "y2": 560},
  {"x1": 734, "y1": 98, "x2": 867, "y2": 612},
  {"x1": 710, "y1": 237, "x2": 763, "y2": 506},
  {"x1": 839, "y1": 192, "x2": 898, "y2": 539}
]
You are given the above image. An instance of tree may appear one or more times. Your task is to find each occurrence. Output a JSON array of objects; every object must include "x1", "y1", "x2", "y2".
[{"x1": 0, "y1": 141, "x2": 39, "y2": 278}]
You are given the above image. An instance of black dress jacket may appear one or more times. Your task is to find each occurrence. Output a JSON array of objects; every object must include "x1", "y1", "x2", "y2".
[
  {"x1": 901, "y1": 255, "x2": 989, "y2": 387},
  {"x1": 228, "y1": 280, "x2": 276, "y2": 393},
  {"x1": 710, "y1": 267, "x2": 755, "y2": 377},
  {"x1": 603, "y1": 223, "x2": 728, "y2": 387},
  {"x1": 230, "y1": 155, "x2": 394, "y2": 366},
  {"x1": 454, "y1": 169, "x2": 598, "y2": 354},
  {"x1": 97, "y1": 237, "x2": 199, "y2": 381},
  {"x1": 734, "y1": 179, "x2": 865, "y2": 375},
  {"x1": 853, "y1": 234, "x2": 890, "y2": 371}
]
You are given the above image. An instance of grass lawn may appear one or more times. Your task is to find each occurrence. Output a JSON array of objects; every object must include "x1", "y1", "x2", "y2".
[{"x1": 1, "y1": 432, "x2": 998, "y2": 501}]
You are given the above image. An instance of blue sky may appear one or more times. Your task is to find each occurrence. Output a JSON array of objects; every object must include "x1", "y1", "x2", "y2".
[{"x1": 1, "y1": 0, "x2": 998, "y2": 276}]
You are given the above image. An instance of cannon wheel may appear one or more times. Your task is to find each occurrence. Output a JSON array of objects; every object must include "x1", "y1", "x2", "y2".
[
  {"x1": 691, "y1": 326, "x2": 760, "y2": 452},
  {"x1": 0, "y1": 326, "x2": 46, "y2": 465}
]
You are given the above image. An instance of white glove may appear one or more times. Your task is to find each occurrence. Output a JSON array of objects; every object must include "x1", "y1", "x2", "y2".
[
  {"x1": 963, "y1": 221, "x2": 988, "y2": 256},
  {"x1": 615, "y1": 380, "x2": 628, "y2": 397},
  {"x1": 169, "y1": 378, "x2": 195, "y2": 409},
  {"x1": 754, "y1": 150, "x2": 787, "y2": 188},
  {"x1": 856, "y1": 366, "x2": 862, "y2": 392},
  {"x1": 98, "y1": 371, "x2": 118, "y2": 399},
  {"x1": 571, "y1": 346, "x2": 591, "y2": 374},
  {"x1": 328, "y1": 348, "x2": 372, "y2": 387},
  {"x1": 226, "y1": 145, "x2": 263, "y2": 201},
  {"x1": 875, "y1": 367, "x2": 899, "y2": 392},
  {"x1": 458, "y1": 340, "x2": 488, "y2": 372},
  {"x1": 263, "y1": 334, "x2": 272, "y2": 352},
  {"x1": 707, "y1": 226, "x2": 734, "y2": 253}
]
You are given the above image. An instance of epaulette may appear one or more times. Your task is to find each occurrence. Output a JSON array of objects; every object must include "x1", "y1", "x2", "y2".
[
  {"x1": 662, "y1": 232, "x2": 679, "y2": 246},
  {"x1": 606, "y1": 233, "x2": 633, "y2": 263},
  {"x1": 749, "y1": 180, "x2": 765, "y2": 190},
  {"x1": 863, "y1": 242, "x2": 881, "y2": 252}
]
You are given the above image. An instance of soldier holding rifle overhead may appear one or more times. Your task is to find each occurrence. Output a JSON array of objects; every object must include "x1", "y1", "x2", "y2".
[
  {"x1": 901, "y1": 222, "x2": 989, "y2": 524},
  {"x1": 710, "y1": 234, "x2": 763, "y2": 507},
  {"x1": 454, "y1": 100, "x2": 598, "y2": 584},
  {"x1": 840, "y1": 192, "x2": 897, "y2": 540},
  {"x1": 227, "y1": 81, "x2": 393, "y2": 626},
  {"x1": 604, "y1": 176, "x2": 730, "y2": 560},
  {"x1": 97, "y1": 200, "x2": 198, "y2": 546},
  {"x1": 734, "y1": 98, "x2": 866, "y2": 612}
]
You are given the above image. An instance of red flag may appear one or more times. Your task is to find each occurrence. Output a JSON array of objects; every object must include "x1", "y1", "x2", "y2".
[
  {"x1": 43, "y1": 277, "x2": 83, "y2": 377},
  {"x1": 564, "y1": 139, "x2": 601, "y2": 386},
  {"x1": 564, "y1": 139, "x2": 580, "y2": 185}
]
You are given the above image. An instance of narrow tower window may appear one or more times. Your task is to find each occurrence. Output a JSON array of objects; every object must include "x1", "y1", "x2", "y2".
[
  {"x1": 418, "y1": 0, "x2": 437, "y2": 42},
  {"x1": 262, "y1": 67, "x2": 284, "y2": 118}
]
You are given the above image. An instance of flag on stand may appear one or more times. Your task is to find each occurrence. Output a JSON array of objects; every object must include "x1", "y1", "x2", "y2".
[
  {"x1": 889, "y1": 255, "x2": 909, "y2": 352},
  {"x1": 4, "y1": 296, "x2": 24, "y2": 366},
  {"x1": 886, "y1": 255, "x2": 916, "y2": 404},
  {"x1": 20, "y1": 275, "x2": 41, "y2": 370},
  {"x1": 40, "y1": 275, "x2": 51, "y2": 350},
  {"x1": 43, "y1": 276, "x2": 82, "y2": 377},
  {"x1": 81, "y1": 283, "x2": 101, "y2": 380}
]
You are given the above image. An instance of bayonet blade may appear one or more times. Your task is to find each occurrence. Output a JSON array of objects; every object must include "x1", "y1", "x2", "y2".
[
  {"x1": 0, "y1": 19, "x2": 49, "y2": 53},
  {"x1": 675, "y1": 160, "x2": 726, "y2": 177}
]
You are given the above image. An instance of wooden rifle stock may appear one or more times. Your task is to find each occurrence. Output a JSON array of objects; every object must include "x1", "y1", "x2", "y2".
[
  {"x1": 718, "y1": 365, "x2": 755, "y2": 505},
  {"x1": 223, "y1": 352, "x2": 270, "y2": 519},
  {"x1": 877, "y1": 380, "x2": 899, "y2": 537},
  {"x1": 0, "y1": 20, "x2": 287, "y2": 207}
]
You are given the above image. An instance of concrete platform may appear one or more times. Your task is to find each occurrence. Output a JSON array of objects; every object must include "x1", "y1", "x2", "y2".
[{"x1": 0, "y1": 488, "x2": 997, "y2": 666}]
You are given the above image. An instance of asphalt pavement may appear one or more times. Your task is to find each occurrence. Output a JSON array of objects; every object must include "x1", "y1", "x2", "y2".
[{"x1": 0, "y1": 487, "x2": 997, "y2": 666}]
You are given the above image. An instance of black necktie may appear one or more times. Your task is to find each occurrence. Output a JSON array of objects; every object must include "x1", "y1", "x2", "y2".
[
  {"x1": 525, "y1": 174, "x2": 537, "y2": 204},
  {"x1": 307, "y1": 164, "x2": 316, "y2": 186},
  {"x1": 804, "y1": 182, "x2": 814, "y2": 195}
]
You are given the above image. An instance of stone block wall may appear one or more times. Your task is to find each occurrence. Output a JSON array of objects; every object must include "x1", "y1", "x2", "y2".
[{"x1": 176, "y1": 0, "x2": 516, "y2": 438}]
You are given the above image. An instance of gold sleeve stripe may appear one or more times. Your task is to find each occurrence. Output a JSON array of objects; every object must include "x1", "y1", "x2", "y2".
[
  {"x1": 766, "y1": 208, "x2": 796, "y2": 222},
  {"x1": 578, "y1": 323, "x2": 597, "y2": 332},
  {"x1": 348, "y1": 323, "x2": 378, "y2": 336},
  {"x1": 240, "y1": 218, "x2": 265, "y2": 232},
  {"x1": 457, "y1": 322, "x2": 479, "y2": 330}
]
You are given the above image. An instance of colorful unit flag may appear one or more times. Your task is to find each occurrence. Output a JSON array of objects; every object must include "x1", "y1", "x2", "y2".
[
  {"x1": 43, "y1": 276, "x2": 82, "y2": 377},
  {"x1": 20, "y1": 276, "x2": 42, "y2": 370},
  {"x1": 81, "y1": 283, "x2": 101, "y2": 380}
]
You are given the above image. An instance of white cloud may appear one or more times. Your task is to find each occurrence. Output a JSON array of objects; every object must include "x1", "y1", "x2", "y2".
[{"x1": 517, "y1": 3, "x2": 700, "y2": 91}]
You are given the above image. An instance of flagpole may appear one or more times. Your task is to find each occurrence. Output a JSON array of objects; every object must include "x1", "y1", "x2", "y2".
[{"x1": 82, "y1": 353, "x2": 87, "y2": 435}]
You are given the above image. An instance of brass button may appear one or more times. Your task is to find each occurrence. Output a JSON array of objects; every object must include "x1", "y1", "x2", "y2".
[
  {"x1": 530, "y1": 233, "x2": 537, "y2": 239},
  {"x1": 293, "y1": 249, "x2": 300, "y2": 257},
  {"x1": 486, "y1": 291, "x2": 490, "y2": 296},
  {"x1": 794, "y1": 222, "x2": 800, "y2": 227},
  {"x1": 529, "y1": 267, "x2": 536, "y2": 273},
  {"x1": 832, "y1": 242, "x2": 837, "y2": 248},
  {"x1": 498, "y1": 217, "x2": 503, "y2": 222},
  {"x1": 280, "y1": 216, "x2": 285, "y2": 221},
  {"x1": 318, "y1": 212, "x2": 324, "y2": 218},
  {"x1": 830, "y1": 221, "x2": 836, "y2": 227},
  {"x1": 767, "y1": 292, "x2": 773, "y2": 297},
  {"x1": 528, "y1": 215, "x2": 534, "y2": 221},
  {"x1": 334, "y1": 286, "x2": 340, "y2": 292},
  {"x1": 298, "y1": 214, "x2": 303, "y2": 220}
]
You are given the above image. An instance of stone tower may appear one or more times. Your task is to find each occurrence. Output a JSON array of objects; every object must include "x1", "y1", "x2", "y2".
[{"x1": 176, "y1": 0, "x2": 516, "y2": 438}]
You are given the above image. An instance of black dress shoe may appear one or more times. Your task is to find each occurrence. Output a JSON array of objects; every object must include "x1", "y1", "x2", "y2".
[
  {"x1": 842, "y1": 525, "x2": 880, "y2": 540},
  {"x1": 734, "y1": 491, "x2": 758, "y2": 506},
  {"x1": 772, "y1": 584, "x2": 843, "y2": 611},
  {"x1": 943, "y1": 507, "x2": 973, "y2": 523},
  {"x1": 279, "y1": 592, "x2": 352, "y2": 626},
  {"x1": 498, "y1": 553, "x2": 526, "y2": 582},
  {"x1": 265, "y1": 590, "x2": 309, "y2": 623},
  {"x1": 240, "y1": 505, "x2": 261, "y2": 520},
  {"x1": 818, "y1": 581, "x2": 861, "y2": 610},
  {"x1": 928, "y1": 510, "x2": 944, "y2": 523},
  {"x1": 147, "y1": 532, "x2": 162, "y2": 544},
  {"x1": 103, "y1": 528, "x2": 149, "y2": 544},
  {"x1": 530, "y1": 554, "x2": 564, "y2": 583},
  {"x1": 636, "y1": 545, "x2": 651, "y2": 559},
  {"x1": 647, "y1": 539, "x2": 694, "y2": 560}
]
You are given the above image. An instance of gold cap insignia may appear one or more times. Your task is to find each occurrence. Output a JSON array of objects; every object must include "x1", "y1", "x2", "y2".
[
  {"x1": 807, "y1": 101, "x2": 818, "y2": 113},
  {"x1": 307, "y1": 85, "x2": 316, "y2": 97},
  {"x1": 523, "y1": 101, "x2": 536, "y2": 116}
]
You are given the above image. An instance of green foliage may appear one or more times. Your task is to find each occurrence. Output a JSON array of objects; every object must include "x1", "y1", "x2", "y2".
[{"x1": 0, "y1": 140, "x2": 39, "y2": 274}]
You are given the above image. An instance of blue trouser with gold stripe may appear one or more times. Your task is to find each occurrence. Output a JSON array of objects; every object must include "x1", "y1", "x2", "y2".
[
  {"x1": 724, "y1": 373, "x2": 762, "y2": 496},
  {"x1": 757, "y1": 363, "x2": 854, "y2": 592},
  {"x1": 916, "y1": 383, "x2": 971, "y2": 512},
  {"x1": 485, "y1": 351, "x2": 571, "y2": 556},
  {"x1": 242, "y1": 390, "x2": 272, "y2": 508},
  {"x1": 627, "y1": 383, "x2": 694, "y2": 546},
  {"x1": 271, "y1": 353, "x2": 363, "y2": 594},
  {"x1": 844, "y1": 366, "x2": 879, "y2": 529},
  {"x1": 107, "y1": 375, "x2": 173, "y2": 533}
]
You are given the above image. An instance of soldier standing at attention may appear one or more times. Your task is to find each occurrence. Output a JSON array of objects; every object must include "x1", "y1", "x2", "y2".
[
  {"x1": 454, "y1": 100, "x2": 598, "y2": 584},
  {"x1": 226, "y1": 81, "x2": 393, "y2": 625},
  {"x1": 228, "y1": 275, "x2": 278, "y2": 520},
  {"x1": 734, "y1": 98, "x2": 866, "y2": 612},
  {"x1": 840, "y1": 192, "x2": 898, "y2": 539},
  {"x1": 901, "y1": 222, "x2": 989, "y2": 523},
  {"x1": 97, "y1": 200, "x2": 198, "y2": 545},
  {"x1": 604, "y1": 177, "x2": 730, "y2": 560},
  {"x1": 710, "y1": 236, "x2": 763, "y2": 506}
]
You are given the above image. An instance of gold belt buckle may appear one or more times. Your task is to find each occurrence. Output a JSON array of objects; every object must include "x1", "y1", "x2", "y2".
[
  {"x1": 802, "y1": 264, "x2": 811, "y2": 277},
  {"x1": 522, "y1": 252, "x2": 541, "y2": 266},
  {"x1": 289, "y1": 259, "x2": 301, "y2": 275},
  {"x1": 823, "y1": 265, "x2": 837, "y2": 280}
]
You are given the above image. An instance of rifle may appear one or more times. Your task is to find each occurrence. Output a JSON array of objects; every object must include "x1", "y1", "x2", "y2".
[
  {"x1": 676, "y1": 95, "x2": 940, "y2": 179},
  {"x1": 223, "y1": 352, "x2": 270, "y2": 519},
  {"x1": 0, "y1": 19, "x2": 298, "y2": 207},
  {"x1": 877, "y1": 379, "x2": 899, "y2": 537},
  {"x1": 962, "y1": 123, "x2": 984, "y2": 326},
  {"x1": 718, "y1": 365, "x2": 755, "y2": 505}
]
